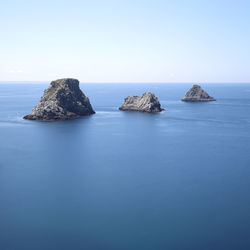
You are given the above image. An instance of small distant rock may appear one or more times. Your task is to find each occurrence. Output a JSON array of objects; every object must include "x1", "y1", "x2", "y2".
[
  {"x1": 119, "y1": 92, "x2": 164, "y2": 113},
  {"x1": 24, "y1": 78, "x2": 95, "y2": 121},
  {"x1": 182, "y1": 85, "x2": 216, "y2": 102}
]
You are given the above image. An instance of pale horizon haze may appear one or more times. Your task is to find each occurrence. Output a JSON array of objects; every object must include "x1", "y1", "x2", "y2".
[{"x1": 1, "y1": 0, "x2": 250, "y2": 83}]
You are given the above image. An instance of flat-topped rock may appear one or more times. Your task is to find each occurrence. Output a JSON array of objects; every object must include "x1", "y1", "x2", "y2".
[
  {"x1": 182, "y1": 85, "x2": 216, "y2": 102},
  {"x1": 119, "y1": 92, "x2": 164, "y2": 113},
  {"x1": 24, "y1": 78, "x2": 95, "y2": 121}
]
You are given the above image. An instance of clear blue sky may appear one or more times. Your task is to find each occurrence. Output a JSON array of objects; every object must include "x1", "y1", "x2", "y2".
[{"x1": 1, "y1": 0, "x2": 249, "y2": 82}]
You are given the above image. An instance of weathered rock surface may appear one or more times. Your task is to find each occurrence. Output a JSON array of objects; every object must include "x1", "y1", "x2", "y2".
[
  {"x1": 182, "y1": 85, "x2": 216, "y2": 102},
  {"x1": 24, "y1": 78, "x2": 95, "y2": 120},
  {"x1": 119, "y1": 92, "x2": 164, "y2": 113}
]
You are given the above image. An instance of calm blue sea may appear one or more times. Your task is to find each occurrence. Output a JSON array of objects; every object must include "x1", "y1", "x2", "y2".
[{"x1": 0, "y1": 83, "x2": 250, "y2": 250}]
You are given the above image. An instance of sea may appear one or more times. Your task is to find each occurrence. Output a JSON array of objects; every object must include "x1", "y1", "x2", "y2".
[{"x1": 0, "y1": 83, "x2": 250, "y2": 250}]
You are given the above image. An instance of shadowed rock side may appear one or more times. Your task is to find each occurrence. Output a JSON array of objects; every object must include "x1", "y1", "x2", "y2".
[
  {"x1": 24, "y1": 78, "x2": 95, "y2": 120},
  {"x1": 182, "y1": 85, "x2": 216, "y2": 102},
  {"x1": 119, "y1": 92, "x2": 164, "y2": 113}
]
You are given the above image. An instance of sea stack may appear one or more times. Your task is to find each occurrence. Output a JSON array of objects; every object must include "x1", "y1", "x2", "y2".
[
  {"x1": 181, "y1": 85, "x2": 216, "y2": 102},
  {"x1": 24, "y1": 78, "x2": 95, "y2": 121},
  {"x1": 119, "y1": 92, "x2": 164, "y2": 113}
]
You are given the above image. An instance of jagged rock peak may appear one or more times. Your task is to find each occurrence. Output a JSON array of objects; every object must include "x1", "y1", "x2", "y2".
[
  {"x1": 119, "y1": 92, "x2": 164, "y2": 113},
  {"x1": 23, "y1": 78, "x2": 95, "y2": 121},
  {"x1": 181, "y1": 84, "x2": 216, "y2": 102}
]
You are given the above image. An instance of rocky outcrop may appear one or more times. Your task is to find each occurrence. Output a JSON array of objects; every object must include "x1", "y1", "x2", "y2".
[
  {"x1": 119, "y1": 92, "x2": 164, "y2": 113},
  {"x1": 24, "y1": 78, "x2": 95, "y2": 120},
  {"x1": 182, "y1": 85, "x2": 216, "y2": 102}
]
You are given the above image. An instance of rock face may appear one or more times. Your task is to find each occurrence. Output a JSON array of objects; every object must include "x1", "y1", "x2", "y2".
[
  {"x1": 119, "y1": 92, "x2": 164, "y2": 113},
  {"x1": 24, "y1": 78, "x2": 95, "y2": 120},
  {"x1": 182, "y1": 85, "x2": 216, "y2": 102}
]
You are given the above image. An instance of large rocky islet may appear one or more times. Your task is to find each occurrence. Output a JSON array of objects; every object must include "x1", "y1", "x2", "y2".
[{"x1": 23, "y1": 78, "x2": 95, "y2": 121}]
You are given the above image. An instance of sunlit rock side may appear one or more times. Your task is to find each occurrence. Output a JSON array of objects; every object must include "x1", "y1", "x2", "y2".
[
  {"x1": 24, "y1": 78, "x2": 95, "y2": 121},
  {"x1": 181, "y1": 85, "x2": 216, "y2": 102},
  {"x1": 119, "y1": 92, "x2": 164, "y2": 113}
]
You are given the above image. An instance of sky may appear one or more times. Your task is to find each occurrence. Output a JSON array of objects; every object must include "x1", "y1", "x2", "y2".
[{"x1": 0, "y1": 0, "x2": 250, "y2": 83}]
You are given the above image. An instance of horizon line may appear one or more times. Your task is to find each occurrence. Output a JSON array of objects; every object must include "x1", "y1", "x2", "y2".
[{"x1": 0, "y1": 81, "x2": 250, "y2": 84}]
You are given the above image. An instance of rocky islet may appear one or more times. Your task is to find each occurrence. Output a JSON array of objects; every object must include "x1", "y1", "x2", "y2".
[
  {"x1": 23, "y1": 78, "x2": 95, "y2": 121},
  {"x1": 119, "y1": 92, "x2": 164, "y2": 113},
  {"x1": 181, "y1": 84, "x2": 216, "y2": 102}
]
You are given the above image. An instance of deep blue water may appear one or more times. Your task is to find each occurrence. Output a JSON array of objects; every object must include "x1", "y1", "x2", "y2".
[{"x1": 0, "y1": 83, "x2": 250, "y2": 250}]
